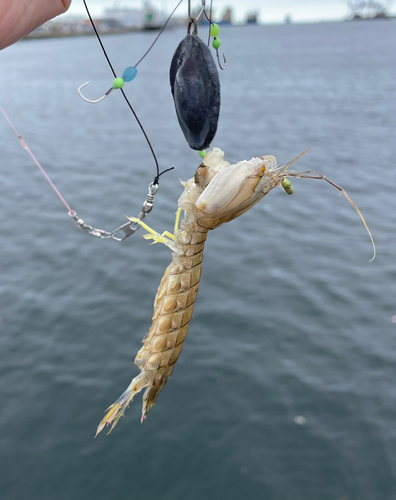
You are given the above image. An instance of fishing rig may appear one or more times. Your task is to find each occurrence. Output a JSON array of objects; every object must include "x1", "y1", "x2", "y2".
[
  {"x1": 1, "y1": 2, "x2": 377, "y2": 434},
  {"x1": 2, "y1": 0, "x2": 235, "y2": 242},
  {"x1": 1, "y1": 0, "x2": 375, "y2": 255}
]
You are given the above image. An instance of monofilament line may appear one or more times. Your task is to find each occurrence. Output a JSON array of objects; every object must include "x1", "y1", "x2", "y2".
[
  {"x1": 0, "y1": 106, "x2": 73, "y2": 214},
  {"x1": 81, "y1": 0, "x2": 183, "y2": 182}
]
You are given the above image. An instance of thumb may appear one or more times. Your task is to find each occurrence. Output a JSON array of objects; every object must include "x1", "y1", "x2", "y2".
[{"x1": 0, "y1": 0, "x2": 72, "y2": 50}]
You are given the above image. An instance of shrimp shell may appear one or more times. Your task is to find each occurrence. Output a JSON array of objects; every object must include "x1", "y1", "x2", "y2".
[
  {"x1": 96, "y1": 148, "x2": 274, "y2": 435},
  {"x1": 96, "y1": 146, "x2": 373, "y2": 435}
]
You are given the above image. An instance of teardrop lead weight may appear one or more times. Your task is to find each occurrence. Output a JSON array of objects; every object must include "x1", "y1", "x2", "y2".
[
  {"x1": 122, "y1": 66, "x2": 137, "y2": 82},
  {"x1": 169, "y1": 34, "x2": 220, "y2": 151}
]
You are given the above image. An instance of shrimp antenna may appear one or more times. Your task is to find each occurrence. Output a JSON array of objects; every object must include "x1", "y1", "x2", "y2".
[
  {"x1": 284, "y1": 168, "x2": 376, "y2": 261},
  {"x1": 275, "y1": 148, "x2": 311, "y2": 174}
]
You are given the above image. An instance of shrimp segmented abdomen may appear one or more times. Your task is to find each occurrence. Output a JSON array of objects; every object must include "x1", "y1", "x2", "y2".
[{"x1": 96, "y1": 229, "x2": 207, "y2": 434}]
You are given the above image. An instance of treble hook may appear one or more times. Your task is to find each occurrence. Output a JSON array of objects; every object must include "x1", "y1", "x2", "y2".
[
  {"x1": 216, "y1": 50, "x2": 227, "y2": 70},
  {"x1": 77, "y1": 82, "x2": 115, "y2": 103}
]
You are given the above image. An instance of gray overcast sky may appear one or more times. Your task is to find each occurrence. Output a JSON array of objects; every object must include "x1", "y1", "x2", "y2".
[{"x1": 66, "y1": 0, "x2": 395, "y2": 23}]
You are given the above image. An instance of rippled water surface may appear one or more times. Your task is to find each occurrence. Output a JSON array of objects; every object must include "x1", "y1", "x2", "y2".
[{"x1": 0, "y1": 19, "x2": 395, "y2": 500}]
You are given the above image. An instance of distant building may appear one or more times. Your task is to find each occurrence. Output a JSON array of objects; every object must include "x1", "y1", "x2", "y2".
[
  {"x1": 104, "y1": 7, "x2": 143, "y2": 29},
  {"x1": 219, "y1": 8, "x2": 233, "y2": 25},
  {"x1": 347, "y1": 1, "x2": 389, "y2": 19},
  {"x1": 104, "y1": 3, "x2": 166, "y2": 30},
  {"x1": 26, "y1": 17, "x2": 94, "y2": 38},
  {"x1": 142, "y1": 3, "x2": 166, "y2": 30},
  {"x1": 246, "y1": 11, "x2": 259, "y2": 24}
]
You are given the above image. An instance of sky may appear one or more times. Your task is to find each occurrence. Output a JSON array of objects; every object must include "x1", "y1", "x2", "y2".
[{"x1": 66, "y1": 0, "x2": 395, "y2": 24}]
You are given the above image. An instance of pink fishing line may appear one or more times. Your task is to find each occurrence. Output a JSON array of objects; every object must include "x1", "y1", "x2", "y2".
[{"x1": 0, "y1": 105, "x2": 74, "y2": 214}]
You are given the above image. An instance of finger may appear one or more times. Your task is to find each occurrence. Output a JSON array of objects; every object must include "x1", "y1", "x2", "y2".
[{"x1": 0, "y1": 0, "x2": 72, "y2": 50}]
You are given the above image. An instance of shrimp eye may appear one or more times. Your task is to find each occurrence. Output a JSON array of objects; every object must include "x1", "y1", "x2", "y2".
[{"x1": 260, "y1": 155, "x2": 277, "y2": 170}]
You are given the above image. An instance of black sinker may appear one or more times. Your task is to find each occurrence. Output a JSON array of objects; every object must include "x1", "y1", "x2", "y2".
[{"x1": 170, "y1": 34, "x2": 220, "y2": 151}]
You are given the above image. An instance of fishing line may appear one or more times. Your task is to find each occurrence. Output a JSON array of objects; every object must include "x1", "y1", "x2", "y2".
[
  {"x1": 134, "y1": 0, "x2": 184, "y2": 68},
  {"x1": 0, "y1": 105, "x2": 161, "y2": 242},
  {"x1": 81, "y1": 0, "x2": 183, "y2": 183},
  {"x1": 0, "y1": 106, "x2": 73, "y2": 213},
  {"x1": 0, "y1": 1, "x2": 201, "y2": 242},
  {"x1": 207, "y1": 0, "x2": 214, "y2": 45}
]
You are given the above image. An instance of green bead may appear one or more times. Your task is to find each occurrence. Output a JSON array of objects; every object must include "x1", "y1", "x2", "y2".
[
  {"x1": 210, "y1": 23, "x2": 220, "y2": 38},
  {"x1": 113, "y1": 77, "x2": 124, "y2": 89},
  {"x1": 212, "y1": 38, "x2": 221, "y2": 50},
  {"x1": 198, "y1": 150, "x2": 206, "y2": 158},
  {"x1": 281, "y1": 178, "x2": 293, "y2": 195}
]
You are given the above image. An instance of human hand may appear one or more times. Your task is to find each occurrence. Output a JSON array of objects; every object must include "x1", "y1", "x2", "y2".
[{"x1": 0, "y1": 0, "x2": 72, "y2": 50}]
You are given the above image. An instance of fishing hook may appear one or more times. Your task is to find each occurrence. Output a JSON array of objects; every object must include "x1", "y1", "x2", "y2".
[
  {"x1": 77, "y1": 81, "x2": 115, "y2": 103},
  {"x1": 216, "y1": 50, "x2": 227, "y2": 70}
]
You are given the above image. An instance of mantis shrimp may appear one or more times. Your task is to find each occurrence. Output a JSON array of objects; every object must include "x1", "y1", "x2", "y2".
[{"x1": 96, "y1": 147, "x2": 375, "y2": 436}]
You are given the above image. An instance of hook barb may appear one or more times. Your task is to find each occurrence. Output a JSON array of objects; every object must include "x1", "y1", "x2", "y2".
[
  {"x1": 77, "y1": 82, "x2": 114, "y2": 104},
  {"x1": 216, "y1": 50, "x2": 227, "y2": 70}
]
